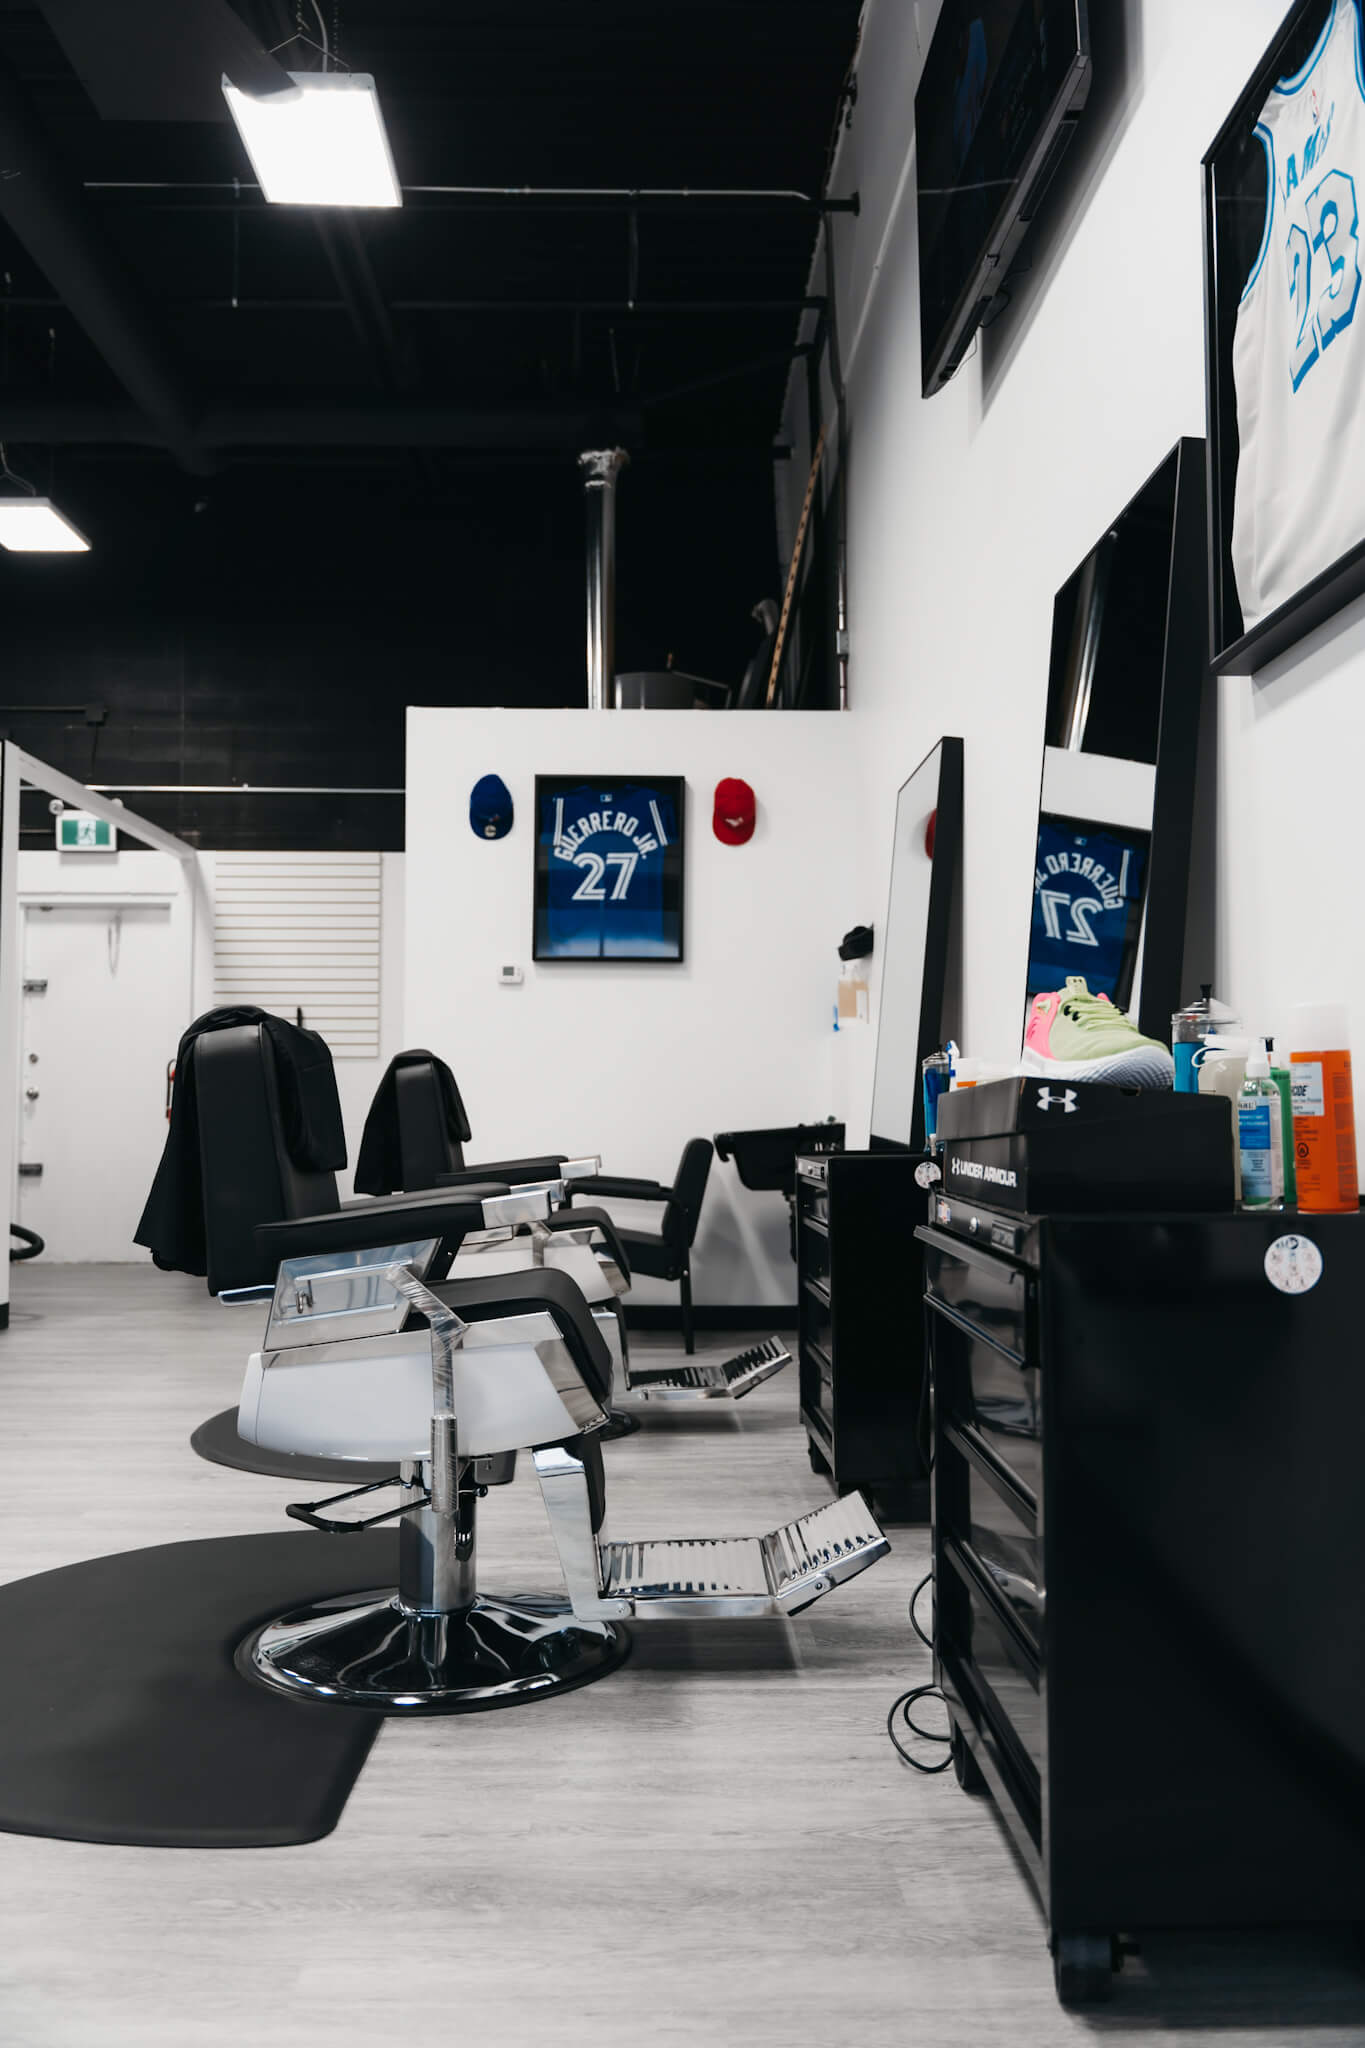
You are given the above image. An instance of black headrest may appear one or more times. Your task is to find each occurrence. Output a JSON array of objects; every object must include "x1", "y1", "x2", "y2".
[{"x1": 196, "y1": 1025, "x2": 341, "y2": 1294}]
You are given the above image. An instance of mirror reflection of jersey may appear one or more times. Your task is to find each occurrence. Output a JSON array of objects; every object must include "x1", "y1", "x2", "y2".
[
  {"x1": 1231, "y1": 0, "x2": 1365, "y2": 629},
  {"x1": 1028, "y1": 819, "x2": 1147, "y2": 1002},
  {"x1": 539, "y1": 781, "x2": 679, "y2": 958}
]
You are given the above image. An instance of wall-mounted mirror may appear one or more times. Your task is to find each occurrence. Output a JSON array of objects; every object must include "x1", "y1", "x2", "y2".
[
  {"x1": 1025, "y1": 439, "x2": 1206, "y2": 1046},
  {"x1": 870, "y1": 737, "x2": 963, "y2": 1153}
]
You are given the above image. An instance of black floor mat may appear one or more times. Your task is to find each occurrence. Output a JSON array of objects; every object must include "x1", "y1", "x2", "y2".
[
  {"x1": 192, "y1": 1406, "x2": 399, "y2": 1485},
  {"x1": 0, "y1": 1530, "x2": 398, "y2": 1847}
]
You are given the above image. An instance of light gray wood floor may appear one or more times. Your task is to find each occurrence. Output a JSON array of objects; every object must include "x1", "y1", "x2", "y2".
[{"x1": 0, "y1": 1264, "x2": 1362, "y2": 2048}]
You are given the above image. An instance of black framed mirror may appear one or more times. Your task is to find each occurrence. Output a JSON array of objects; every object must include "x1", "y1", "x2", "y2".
[
  {"x1": 869, "y1": 736, "x2": 963, "y2": 1153},
  {"x1": 1024, "y1": 440, "x2": 1206, "y2": 1046}
]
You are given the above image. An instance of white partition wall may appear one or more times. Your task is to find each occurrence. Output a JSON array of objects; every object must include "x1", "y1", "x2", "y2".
[
  {"x1": 404, "y1": 708, "x2": 869, "y2": 1307},
  {"x1": 787, "y1": 0, "x2": 1365, "y2": 1136}
]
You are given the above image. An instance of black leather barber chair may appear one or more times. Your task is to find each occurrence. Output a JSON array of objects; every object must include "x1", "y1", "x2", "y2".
[
  {"x1": 567, "y1": 1139, "x2": 714, "y2": 1353},
  {"x1": 235, "y1": 1238, "x2": 890, "y2": 1712},
  {"x1": 164, "y1": 1021, "x2": 622, "y2": 1476},
  {"x1": 365, "y1": 1055, "x2": 790, "y2": 1405},
  {"x1": 189, "y1": 1024, "x2": 526, "y2": 1293}
]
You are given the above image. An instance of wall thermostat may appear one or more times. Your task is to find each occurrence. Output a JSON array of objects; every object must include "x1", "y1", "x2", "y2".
[{"x1": 498, "y1": 964, "x2": 524, "y2": 986}]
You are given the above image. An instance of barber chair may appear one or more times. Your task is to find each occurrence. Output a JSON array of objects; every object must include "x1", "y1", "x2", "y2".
[
  {"x1": 184, "y1": 1023, "x2": 626, "y2": 1476},
  {"x1": 235, "y1": 1238, "x2": 890, "y2": 1712},
  {"x1": 371, "y1": 1057, "x2": 792, "y2": 1406}
]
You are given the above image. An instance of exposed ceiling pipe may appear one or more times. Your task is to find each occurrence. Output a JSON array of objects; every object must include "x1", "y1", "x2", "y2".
[
  {"x1": 0, "y1": 56, "x2": 201, "y2": 467},
  {"x1": 0, "y1": 398, "x2": 646, "y2": 453},
  {"x1": 579, "y1": 449, "x2": 628, "y2": 711}
]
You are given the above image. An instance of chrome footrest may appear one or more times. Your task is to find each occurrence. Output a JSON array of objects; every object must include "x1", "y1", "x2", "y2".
[
  {"x1": 597, "y1": 1493, "x2": 889, "y2": 1619},
  {"x1": 627, "y1": 1336, "x2": 791, "y2": 1401}
]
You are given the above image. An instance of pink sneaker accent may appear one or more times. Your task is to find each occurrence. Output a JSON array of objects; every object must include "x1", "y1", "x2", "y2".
[{"x1": 1024, "y1": 990, "x2": 1061, "y2": 1061}]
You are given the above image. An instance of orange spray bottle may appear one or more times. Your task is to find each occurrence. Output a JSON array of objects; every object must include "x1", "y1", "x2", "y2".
[{"x1": 1289, "y1": 1002, "x2": 1359, "y2": 1213}]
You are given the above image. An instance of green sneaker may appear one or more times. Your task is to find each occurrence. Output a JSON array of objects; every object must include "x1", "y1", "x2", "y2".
[{"x1": 1021, "y1": 977, "x2": 1173, "y2": 1088}]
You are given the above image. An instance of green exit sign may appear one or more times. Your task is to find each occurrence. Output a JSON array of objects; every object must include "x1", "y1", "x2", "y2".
[{"x1": 56, "y1": 810, "x2": 114, "y2": 852}]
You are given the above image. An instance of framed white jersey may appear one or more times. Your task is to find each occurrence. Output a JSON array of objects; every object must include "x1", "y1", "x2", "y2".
[
  {"x1": 533, "y1": 775, "x2": 685, "y2": 961},
  {"x1": 1230, "y1": 0, "x2": 1365, "y2": 630}
]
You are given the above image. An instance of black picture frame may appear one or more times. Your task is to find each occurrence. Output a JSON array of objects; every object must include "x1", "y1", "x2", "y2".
[
  {"x1": 532, "y1": 774, "x2": 686, "y2": 962},
  {"x1": 868, "y1": 736, "x2": 964, "y2": 1154},
  {"x1": 1203, "y1": 0, "x2": 1365, "y2": 674}
]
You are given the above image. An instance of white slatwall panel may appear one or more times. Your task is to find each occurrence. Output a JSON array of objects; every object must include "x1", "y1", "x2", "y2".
[{"x1": 213, "y1": 852, "x2": 382, "y2": 1058}]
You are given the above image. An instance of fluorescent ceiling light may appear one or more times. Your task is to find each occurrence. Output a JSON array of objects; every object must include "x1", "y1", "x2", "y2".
[
  {"x1": 222, "y1": 71, "x2": 402, "y2": 208},
  {"x1": 0, "y1": 498, "x2": 90, "y2": 552}
]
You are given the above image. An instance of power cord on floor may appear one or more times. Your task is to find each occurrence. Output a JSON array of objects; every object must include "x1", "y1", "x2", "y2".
[{"x1": 886, "y1": 1570, "x2": 953, "y2": 1773}]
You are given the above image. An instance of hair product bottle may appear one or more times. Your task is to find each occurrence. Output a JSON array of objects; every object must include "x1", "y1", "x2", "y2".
[
  {"x1": 1238, "y1": 1041, "x2": 1284, "y2": 1210},
  {"x1": 1172, "y1": 986, "x2": 1241, "y2": 1094},
  {"x1": 1289, "y1": 1001, "x2": 1359, "y2": 1214},
  {"x1": 1199, "y1": 1033, "x2": 1252, "y2": 1201},
  {"x1": 1265, "y1": 1036, "x2": 1297, "y2": 1208}
]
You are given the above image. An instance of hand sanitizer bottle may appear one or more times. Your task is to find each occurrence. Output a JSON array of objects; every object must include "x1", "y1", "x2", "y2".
[{"x1": 1238, "y1": 1040, "x2": 1285, "y2": 1211}]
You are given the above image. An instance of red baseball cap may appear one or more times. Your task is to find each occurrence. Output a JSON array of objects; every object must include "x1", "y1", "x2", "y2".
[{"x1": 713, "y1": 776, "x2": 756, "y2": 845}]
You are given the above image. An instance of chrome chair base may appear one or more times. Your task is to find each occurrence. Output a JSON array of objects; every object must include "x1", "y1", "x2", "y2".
[{"x1": 238, "y1": 1590, "x2": 630, "y2": 1714}]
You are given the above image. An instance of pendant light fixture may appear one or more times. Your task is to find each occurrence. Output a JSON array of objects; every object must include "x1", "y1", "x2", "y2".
[
  {"x1": 0, "y1": 449, "x2": 89, "y2": 552},
  {"x1": 222, "y1": 70, "x2": 401, "y2": 208},
  {"x1": 222, "y1": 3, "x2": 400, "y2": 210}
]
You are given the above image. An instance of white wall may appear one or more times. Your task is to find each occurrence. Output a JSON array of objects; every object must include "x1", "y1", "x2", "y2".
[
  {"x1": 793, "y1": 0, "x2": 1365, "y2": 1128},
  {"x1": 404, "y1": 708, "x2": 867, "y2": 1305}
]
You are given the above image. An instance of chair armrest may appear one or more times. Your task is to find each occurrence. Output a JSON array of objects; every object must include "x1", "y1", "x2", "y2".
[
  {"x1": 258, "y1": 1185, "x2": 514, "y2": 1268},
  {"x1": 436, "y1": 1156, "x2": 567, "y2": 1189},
  {"x1": 566, "y1": 1175, "x2": 669, "y2": 1201},
  {"x1": 434, "y1": 1266, "x2": 613, "y2": 1405},
  {"x1": 542, "y1": 1205, "x2": 631, "y2": 1284}
]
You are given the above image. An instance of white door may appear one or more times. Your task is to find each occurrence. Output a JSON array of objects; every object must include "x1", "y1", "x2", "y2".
[{"x1": 17, "y1": 904, "x2": 178, "y2": 1261}]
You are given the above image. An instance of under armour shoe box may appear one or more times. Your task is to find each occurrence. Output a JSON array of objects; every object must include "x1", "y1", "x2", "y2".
[{"x1": 935, "y1": 1077, "x2": 1235, "y2": 1214}]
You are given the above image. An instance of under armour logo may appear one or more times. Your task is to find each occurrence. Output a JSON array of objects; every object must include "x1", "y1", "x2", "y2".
[{"x1": 1037, "y1": 1086, "x2": 1078, "y2": 1114}]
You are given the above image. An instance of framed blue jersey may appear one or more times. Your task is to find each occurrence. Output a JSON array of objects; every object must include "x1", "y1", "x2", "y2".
[
  {"x1": 1027, "y1": 811, "x2": 1151, "y2": 1009},
  {"x1": 533, "y1": 775, "x2": 686, "y2": 961}
]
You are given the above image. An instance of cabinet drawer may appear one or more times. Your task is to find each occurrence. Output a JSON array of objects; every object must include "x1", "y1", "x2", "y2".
[
  {"x1": 801, "y1": 1278, "x2": 832, "y2": 1355},
  {"x1": 921, "y1": 1233, "x2": 1031, "y2": 1362},
  {"x1": 799, "y1": 1218, "x2": 830, "y2": 1286},
  {"x1": 944, "y1": 1546, "x2": 1042, "y2": 1788},
  {"x1": 799, "y1": 1182, "x2": 830, "y2": 1227},
  {"x1": 803, "y1": 1350, "x2": 834, "y2": 1439},
  {"x1": 966, "y1": 1459, "x2": 1042, "y2": 1645},
  {"x1": 928, "y1": 1304, "x2": 1041, "y2": 1503}
]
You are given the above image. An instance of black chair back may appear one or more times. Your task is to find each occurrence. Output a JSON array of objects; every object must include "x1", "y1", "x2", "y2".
[
  {"x1": 395, "y1": 1060, "x2": 467, "y2": 1187},
  {"x1": 661, "y1": 1137, "x2": 714, "y2": 1250},
  {"x1": 196, "y1": 1024, "x2": 341, "y2": 1294}
]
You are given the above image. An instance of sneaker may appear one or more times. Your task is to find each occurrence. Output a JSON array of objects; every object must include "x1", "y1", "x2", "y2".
[{"x1": 1021, "y1": 976, "x2": 1174, "y2": 1088}]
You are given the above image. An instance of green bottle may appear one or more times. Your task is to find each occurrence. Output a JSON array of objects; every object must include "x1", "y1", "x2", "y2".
[{"x1": 1265, "y1": 1036, "x2": 1297, "y2": 1208}]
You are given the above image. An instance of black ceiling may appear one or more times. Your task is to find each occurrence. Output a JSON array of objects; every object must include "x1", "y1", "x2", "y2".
[
  {"x1": 0, "y1": 0, "x2": 860, "y2": 459},
  {"x1": 0, "y1": 0, "x2": 861, "y2": 847}
]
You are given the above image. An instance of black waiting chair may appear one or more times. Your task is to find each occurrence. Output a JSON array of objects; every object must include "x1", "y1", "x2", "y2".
[{"x1": 567, "y1": 1138, "x2": 714, "y2": 1353}]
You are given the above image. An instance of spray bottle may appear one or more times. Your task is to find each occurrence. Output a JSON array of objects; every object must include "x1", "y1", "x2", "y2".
[{"x1": 1289, "y1": 1002, "x2": 1359, "y2": 1213}]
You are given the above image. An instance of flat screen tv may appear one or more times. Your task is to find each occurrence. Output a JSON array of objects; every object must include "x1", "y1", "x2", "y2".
[{"x1": 915, "y1": 0, "x2": 1092, "y2": 395}]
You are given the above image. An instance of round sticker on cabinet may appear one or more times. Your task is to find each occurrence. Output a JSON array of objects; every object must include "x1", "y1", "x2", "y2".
[{"x1": 1264, "y1": 1233, "x2": 1323, "y2": 1295}]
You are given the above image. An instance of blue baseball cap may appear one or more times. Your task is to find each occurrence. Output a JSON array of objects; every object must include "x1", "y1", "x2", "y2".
[{"x1": 470, "y1": 774, "x2": 513, "y2": 840}]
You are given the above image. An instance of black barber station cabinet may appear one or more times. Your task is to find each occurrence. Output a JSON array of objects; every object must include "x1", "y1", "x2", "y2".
[
  {"x1": 917, "y1": 1197, "x2": 1365, "y2": 2005},
  {"x1": 797, "y1": 1151, "x2": 930, "y2": 1523},
  {"x1": 716, "y1": 1124, "x2": 932, "y2": 1523}
]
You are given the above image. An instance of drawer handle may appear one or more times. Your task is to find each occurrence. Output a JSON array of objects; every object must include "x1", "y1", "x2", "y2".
[
  {"x1": 946, "y1": 1420, "x2": 1038, "y2": 1528},
  {"x1": 946, "y1": 1538, "x2": 1041, "y2": 1679},
  {"x1": 924, "y1": 1293, "x2": 1028, "y2": 1366}
]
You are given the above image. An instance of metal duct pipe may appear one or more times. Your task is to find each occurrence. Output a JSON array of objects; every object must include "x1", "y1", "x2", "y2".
[
  {"x1": 0, "y1": 56, "x2": 200, "y2": 467},
  {"x1": 579, "y1": 448, "x2": 628, "y2": 711}
]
